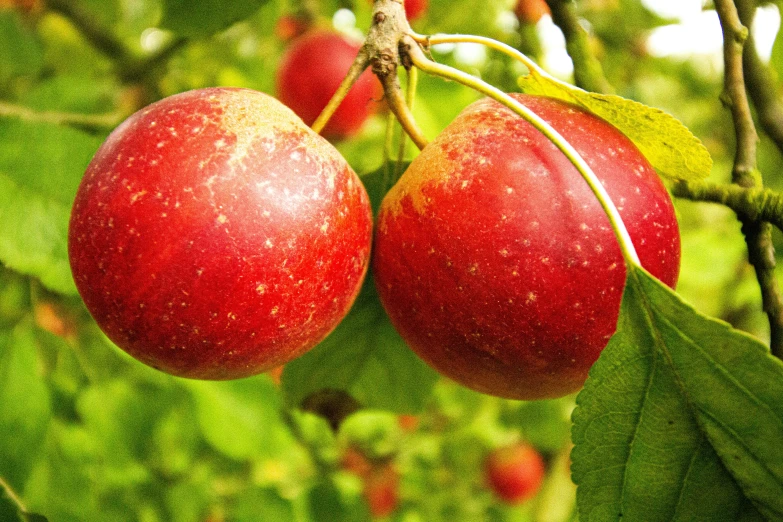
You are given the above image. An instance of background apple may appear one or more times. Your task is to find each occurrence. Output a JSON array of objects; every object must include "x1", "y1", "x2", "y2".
[
  {"x1": 515, "y1": 0, "x2": 551, "y2": 25},
  {"x1": 373, "y1": 94, "x2": 680, "y2": 400},
  {"x1": 367, "y1": 0, "x2": 428, "y2": 21},
  {"x1": 68, "y1": 87, "x2": 373, "y2": 379},
  {"x1": 484, "y1": 443, "x2": 545, "y2": 504},
  {"x1": 402, "y1": 0, "x2": 428, "y2": 21},
  {"x1": 363, "y1": 463, "x2": 400, "y2": 518},
  {"x1": 276, "y1": 30, "x2": 382, "y2": 140}
]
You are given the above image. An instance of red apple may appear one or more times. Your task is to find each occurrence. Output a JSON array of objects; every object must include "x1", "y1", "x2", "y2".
[
  {"x1": 69, "y1": 87, "x2": 373, "y2": 379},
  {"x1": 373, "y1": 94, "x2": 680, "y2": 400},
  {"x1": 404, "y1": 0, "x2": 428, "y2": 21},
  {"x1": 515, "y1": 0, "x2": 550, "y2": 25},
  {"x1": 366, "y1": 0, "x2": 428, "y2": 21},
  {"x1": 485, "y1": 443, "x2": 545, "y2": 504},
  {"x1": 364, "y1": 464, "x2": 399, "y2": 518},
  {"x1": 341, "y1": 446, "x2": 373, "y2": 478},
  {"x1": 276, "y1": 30, "x2": 381, "y2": 140}
]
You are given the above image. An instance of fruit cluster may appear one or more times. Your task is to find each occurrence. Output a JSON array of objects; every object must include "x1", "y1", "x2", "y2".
[{"x1": 69, "y1": 41, "x2": 679, "y2": 397}]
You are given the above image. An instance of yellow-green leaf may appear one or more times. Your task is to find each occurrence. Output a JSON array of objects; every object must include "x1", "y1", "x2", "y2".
[{"x1": 518, "y1": 69, "x2": 712, "y2": 181}]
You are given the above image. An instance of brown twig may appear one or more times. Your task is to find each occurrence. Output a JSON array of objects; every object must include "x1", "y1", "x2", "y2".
[
  {"x1": 714, "y1": 0, "x2": 783, "y2": 358},
  {"x1": 366, "y1": 0, "x2": 429, "y2": 150},
  {"x1": 545, "y1": 0, "x2": 613, "y2": 94}
]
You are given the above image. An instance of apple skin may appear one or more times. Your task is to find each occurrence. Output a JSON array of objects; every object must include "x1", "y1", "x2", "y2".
[
  {"x1": 276, "y1": 30, "x2": 381, "y2": 140},
  {"x1": 373, "y1": 94, "x2": 680, "y2": 400},
  {"x1": 403, "y1": 0, "x2": 428, "y2": 21},
  {"x1": 515, "y1": 0, "x2": 551, "y2": 24},
  {"x1": 366, "y1": 0, "x2": 428, "y2": 21},
  {"x1": 485, "y1": 444, "x2": 545, "y2": 504},
  {"x1": 364, "y1": 463, "x2": 400, "y2": 518},
  {"x1": 68, "y1": 87, "x2": 373, "y2": 380}
]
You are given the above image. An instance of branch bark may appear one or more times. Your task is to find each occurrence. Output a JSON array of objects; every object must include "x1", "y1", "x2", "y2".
[
  {"x1": 715, "y1": 0, "x2": 783, "y2": 358},
  {"x1": 0, "y1": 100, "x2": 122, "y2": 132},
  {"x1": 735, "y1": 0, "x2": 783, "y2": 157},
  {"x1": 672, "y1": 181, "x2": 783, "y2": 232},
  {"x1": 43, "y1": 0, "x2": 187, "y2": 85},
  {"x1": 545, "y1": 0, "x2": 613, "y2": 94}
]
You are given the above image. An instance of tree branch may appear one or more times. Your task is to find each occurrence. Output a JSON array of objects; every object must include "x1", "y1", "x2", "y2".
[
  {"x1": 672, "y1": 181, "x2": 783, "y2": 232},
  {"x1": 735, "y1": 0, "x2": 783, "y2": 157},
  {"x1": 715, "y1": 0, "x2": 783, "y2": 358},
  {"x1": 545, "y1": 0, "x2": 613, "y2": 94},
  {"x1": 0, "y1": 100, "x2": 122, "y2": 132},
  {"x1": 121, "y1": 37, "x2": 189, "y2": 83},
  {"x1": 44, "y1": 0, "x2": 131, "y2": 62},
  {"x1": 43, "y1": 0, "x2": 188, "y2": 85}
]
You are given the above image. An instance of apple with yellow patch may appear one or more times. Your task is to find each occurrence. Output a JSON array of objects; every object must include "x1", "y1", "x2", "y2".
[
  {"x1": 373, "y1": 94, "x2": 680, "y2": 399},
  {"x1": 69, "y1": 87, "x2": 373, "y2": 379}
]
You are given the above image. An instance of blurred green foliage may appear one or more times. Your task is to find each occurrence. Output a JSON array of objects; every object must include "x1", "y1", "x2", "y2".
[{"x1": 1, "y1": 0, "x2": 782, "y2": 520}]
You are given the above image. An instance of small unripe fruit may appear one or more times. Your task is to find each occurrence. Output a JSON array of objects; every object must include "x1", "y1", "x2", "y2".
[
  {"x1": 485, "y1": 444, "x2": 545, "y2": 504},
  {"x1": 276, "y1": 30, "x2": 381, "y2": 140},
  {"x1": 373, "y1": 94, "x2": 680, "y2": 400},
  {"x1": 69, "y1": 87, "x2": 373, "y2": 379}
]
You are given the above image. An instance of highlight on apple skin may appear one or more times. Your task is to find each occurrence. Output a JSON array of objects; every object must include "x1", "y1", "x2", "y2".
[
  {"x1": 69, "y1": 87, "x2": 373, "y2": 380},
  {"x1": 373, "y1": 93, "x2": 680, "y2": 400}
]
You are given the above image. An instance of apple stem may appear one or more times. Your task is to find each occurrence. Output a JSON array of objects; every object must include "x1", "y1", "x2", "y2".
[
  {"x1": 383, "y1": 112, "x2": 397, "y2": 189},
  {"x1": 412, "y1": 32, "x2": 571, "y2": 92},
  {"x1": 404, "y1": 40, "x2": 643, "y2": 268},
  {"x1": 311, "y1": 50, "x2": 371, "y2": 135},
  {"x1": 396, "y1": 67, "x2": 419, "y2": 173},
  {"x1": 381, "y1": 72, "x2": 430, "y2": 151}
]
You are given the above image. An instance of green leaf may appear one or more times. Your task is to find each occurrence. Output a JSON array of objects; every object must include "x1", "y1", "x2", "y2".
[
  {"x1": 517, "y1": 69, "x2": 712, "y2": 181},
  {"x1": 769, "y1": 24, "x2": 783, "y2": 84},
  {"x1": 0, "y1": 493, "x2": 19, "y2": 522},
  {"x1": 308, "y1": 480, "x2": 368, "y2": 522},
  {"x1": 0, "y1": 119, "x2": 103, "y2": 295},
  {"x1": 360, "y1": 163, "x2": 406, "y2": 215},
  {"x1": 183, "y1": 376, "x2": 294, "y2": 460},
  {"x1": 282, "y1": 278, "x2": 439, "y2": 414},
  {"x1": 76, "y1": 378, "x2": 172, "y2": 483},
  {"x1": 572, "y1": 266, "x2": 782, "y2": 521},
  {"x1": 23, "y1": 421, "x2": 103, "y2": 521},
  {"x1": 231, "y1": 488, "x2": 296, "y2": 522},
  {"x1": 0, "y1": 11, "x2": 44, "y2": 81},
  {"x1": 339, "y1": 410, "x2": 402, "y2": 460},
  {"x1": 159, "y1": 0, "x2": 269, "y2": 37},
  {"x1": 0, "y1": 322, "x2": 52, "y2": 491},
  {"x1": 499, "y1": 398, "x2": 573, "y2": 454}
]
